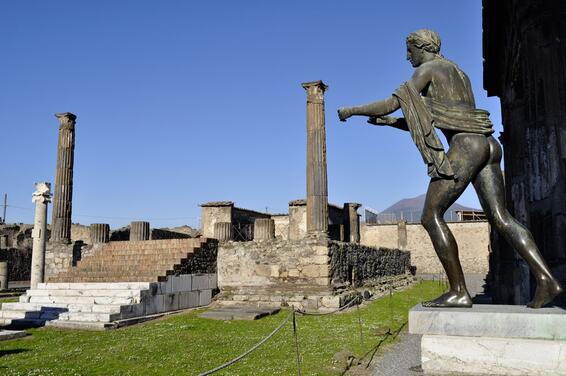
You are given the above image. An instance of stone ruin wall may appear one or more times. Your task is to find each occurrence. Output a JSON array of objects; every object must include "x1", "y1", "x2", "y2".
[
  {"x1": 360, "y1": 221, "x2": 491, "y2": 275},
  {"x1": 217, "y1": 238, "x2": 411, "y2": 291}
]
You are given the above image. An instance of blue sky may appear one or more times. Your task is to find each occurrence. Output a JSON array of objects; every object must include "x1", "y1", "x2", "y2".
[{"x1": 0, "y1": 1, "x2": 502, "y2": 229}]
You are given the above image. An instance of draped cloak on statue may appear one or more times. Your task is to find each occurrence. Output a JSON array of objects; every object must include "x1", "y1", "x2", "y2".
[{"x1": 393, "y1": 82, "x2": 494, "y2": 179}]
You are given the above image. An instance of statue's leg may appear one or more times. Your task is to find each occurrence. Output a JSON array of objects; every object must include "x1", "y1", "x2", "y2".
[
  {"x1": 421, "y1": 133, "x2": 490, "y2": 308},
  {"x1": 472, "y1": 136, "x2": 562, "y2": 308}
]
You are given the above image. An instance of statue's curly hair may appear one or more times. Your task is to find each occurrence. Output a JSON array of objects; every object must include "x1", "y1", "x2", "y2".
[{"x1": 406, "y1": 29, "x2": 441, "y2": 54}]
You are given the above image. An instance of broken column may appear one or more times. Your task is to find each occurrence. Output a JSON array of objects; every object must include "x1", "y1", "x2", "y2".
[
  {"x1": 130, "y1": 221, "x2": 150, "y2": 241},
  {"x1": 343, "y1": 203, "x2": 361, "y2": 243},
  {"x1": 397, "y1": 220, "x2": 408, "y2": 250},
  {"x1": 31, "y1": 182, "x2": 51, "y2": 288},
  {"x1": 50, "y1": 112, "x2": 77, "y2": 244},
  {"x1": 0, "y1": 262, "x2": 7, "y2": 290},
  {"x1": 254, "y1": 218, "x2": 275, "y2": 240},
  {"x1": 90, "y1": 223, "x2": 110, "y2": 244},
  {"x1": 214, "y1": 222, "x2": 232, "y2": 241},
  {"x1": 302, "y1": 80, "x2": 329, "y2": 236}
]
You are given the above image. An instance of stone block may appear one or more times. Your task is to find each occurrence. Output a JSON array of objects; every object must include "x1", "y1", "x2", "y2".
[
  {"x1": 301, "y1": 264, "x2": 329, "y2": 278},
  {"x1": 208, "y1": 274, "x2": 217, "y2": 290},
  {"x1": 409, "y1": 304, "x2": 566, "y2": 340},
  {"x1": 321, "y1": 295, "x2": 341, "y2": 308},
  {"x1": 422, "y1": 334, "x2": 566, "y2": 376},
  {"x1": 163, "y1": 294, "x2": 179, "y2": 311},
  {"x1": 179, "y1": 275, "x2": 193, "y2": 291},
  {"x1": 199, "y1": 289, "x2": 212, "y2": 306},
  {"x1": 144, "y1": 294, "x2": 164, "y2": 315},
  {"x1": 255, "y1": 265, "x2": 280, "y2": 277},
  {"x1": 192, "y1": 274, "x2": 210, "y2": 291}
]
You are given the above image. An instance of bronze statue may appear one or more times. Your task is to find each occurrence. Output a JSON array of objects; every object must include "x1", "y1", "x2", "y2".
[{"x1": 338, "y1": 29, "x2": 562, "y2": 308}]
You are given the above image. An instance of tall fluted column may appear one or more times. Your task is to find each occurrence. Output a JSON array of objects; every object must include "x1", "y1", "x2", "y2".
[
  {"x1": 302, "y1": 80, "x2": 329, "y2": 236},
  {"x1": 254, "y1": 218, "x2": 275, "y2": 240},
  {"x1": 90, "y1": 223, "x2": 110, "y2": 244},
  {"x1": 130, "y1": 221, "x2": 150, "y2": 241},
  {"x1": 31, "y1": 182, "x2": 51, "y2": 288},
  {"x1": 51, "y1": 112, "x2": 76, "y2": 244}
]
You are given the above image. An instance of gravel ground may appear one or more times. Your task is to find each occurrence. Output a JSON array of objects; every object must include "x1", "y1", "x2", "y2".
[{"x1": 371, "y1": 333, "x2": 423, "y2": 376}]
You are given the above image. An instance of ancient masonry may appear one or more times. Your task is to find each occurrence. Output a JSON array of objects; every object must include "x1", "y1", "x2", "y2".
[
  {"x1": 210, "y1": 81, "x2": 413, "y2": 310},
  {"x1": 50, "y1": 112, "x2": 76, "y2": 244}
]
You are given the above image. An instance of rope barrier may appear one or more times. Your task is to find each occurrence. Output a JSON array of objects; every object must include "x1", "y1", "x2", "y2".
[
  {"x1": 292, "y1": 310, "x2": 302, "y2": 376},
  {"x1": 198, "y1": 310, "x2": 292, "y2": 376},
  {"x1": 294, "y1": 295, "x2": 361, "y2": 316},
  {"x1": 199, "y1": 295, "x2": 366, "y2": 375}
]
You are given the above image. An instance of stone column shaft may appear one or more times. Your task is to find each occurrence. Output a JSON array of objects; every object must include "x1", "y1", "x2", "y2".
[
  {"x1": 31, "y1": 182, "x2": 51, "y2": 288},
  {"x1": 254, "y1": 218, "x2": 275, "y2": 240},
  {"x1": 302, "y1": 80, "x2": 329, "y2": 235},
  {"x1": 90, "y1": 223, "x2": 110, "y2": 244},
  {"x1": 0, "y1": 262, "x2": 7, "y2": 290},
  {"x1": 344, "y1": 203, "x2": 361, "y2": 243},
  {"x1": 397, "y1": 220, "x2": 408, "y2": 250},
  {"x1": 51, "y1": 112, "x2": 76, "y2": 244},
  {"x1": 214, "y1": 222, "x2": 232, "y2": 241},
  {"x1": 130, "y1": 221, "x2": 150, "y2": 241}
]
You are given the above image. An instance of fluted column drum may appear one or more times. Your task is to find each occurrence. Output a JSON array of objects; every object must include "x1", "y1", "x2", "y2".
[
  {"x1": 254, "y1": 218, "x2": 275, "y2": 240},
  {"x1": 214, "y1": 222, "x2": 232, "y2": 241},
  {"x1": 130, "y1": 221, "x2": 150, "y2": 241},
  {"x1": 90, "y1": 223, "x2": 110, "y2": 244}
]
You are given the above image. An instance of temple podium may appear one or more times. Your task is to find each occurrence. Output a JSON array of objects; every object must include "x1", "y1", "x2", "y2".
[{"x1": 409, "y1": 304, "x2": 566, "y2": 375}]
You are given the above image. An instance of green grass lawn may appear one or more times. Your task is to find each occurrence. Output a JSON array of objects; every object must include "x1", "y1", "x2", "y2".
[{"x1": 0, "y1": 280, "x2": 444, "y2": 376}]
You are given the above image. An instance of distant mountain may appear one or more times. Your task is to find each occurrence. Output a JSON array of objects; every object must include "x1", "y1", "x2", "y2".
[{"x1": 371, "y1": 194, "x2": 480, "y2": 223}]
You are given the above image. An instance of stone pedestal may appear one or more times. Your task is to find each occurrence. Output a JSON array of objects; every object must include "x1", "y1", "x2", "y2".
[
  {"x1": 0, "y1": 262, "x2": 7, "y2": 290},
  {"x1": 31, "y1": 182, "x2": 51, "y2": 289},
  {"x1": 409, "y1": 304, "x2": 566, "y2": 375},
  {"x1": 214, "y1": 222, "x2": 232, "y2": 242},
  {"x1": 130, "y1": 221, "x2": 150, "y2": 241},
  {"x1": 51, "y1": 112, "x2": 76, "y2": 244},
  {"x1": 90, "y1": 223, "x2": 110, "y2": 244},
  {"x1": 254, "y1": 218, "x2": 275, "y2": 240},
  {"x1": 302, "y1": 80, "x2": 329, "y2": 236}
]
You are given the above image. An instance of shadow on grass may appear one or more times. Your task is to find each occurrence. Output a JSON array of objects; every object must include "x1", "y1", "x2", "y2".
[
  {"x1": 0, "y1": 348, "x2": 29, "y2": 358},
  {"x1": 362, "y1": 321, "x2": 407, "y2": 369}
]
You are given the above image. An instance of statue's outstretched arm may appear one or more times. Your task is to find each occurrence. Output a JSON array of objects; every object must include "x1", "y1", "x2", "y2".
[{"x1": 338, "y1": 96, "x2": 400, "y2": 121}]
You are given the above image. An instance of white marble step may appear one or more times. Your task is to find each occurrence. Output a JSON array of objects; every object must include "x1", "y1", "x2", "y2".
[
  {"x1": 1, "y1": 302, "x2": 130, "y2": 314},
  {"x1": 24, "y1": 289, "x2": 146, "y2": 298},
  {"x1": 37, "y1": 282, "x2": 153, "y2": 290},
  {"x1": 25, "y1": 295, "x2": 140, "y2": 305},
  {"x1": 57, "y1": 312, "x2": 122, "y2": 322}
]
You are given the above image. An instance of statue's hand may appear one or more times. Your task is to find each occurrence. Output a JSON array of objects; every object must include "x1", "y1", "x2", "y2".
[
  {"x1": 337, "y1": 107, "x2": 352, "y2": 122},
  {"x1": 367, "y1": 116, "x2": 397, "y2": 126}
]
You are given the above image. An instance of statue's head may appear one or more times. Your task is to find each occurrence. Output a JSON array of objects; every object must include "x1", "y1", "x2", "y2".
[{"x1": 406, "y1": 29, "x2": 441, "y2": 67}]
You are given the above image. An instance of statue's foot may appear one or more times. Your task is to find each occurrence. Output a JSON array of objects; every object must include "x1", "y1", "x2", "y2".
[
  {"x1": 422, "y1": 291, "x2": 472, "y2": 308},
  {"x1": 527, "y1": 277, "x2": 563, "y2": 308}
]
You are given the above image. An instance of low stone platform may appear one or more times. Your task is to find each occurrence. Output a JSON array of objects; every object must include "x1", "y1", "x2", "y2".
[
  {"x1": 409, "y1": 304, "x2": 566, "y2": 375},
  {"x1": 0, "y1": 329, "x2": 27, "y2": 341},
  {"x1": 0, "y1": 274, "x2": 216, "y2": 330},
  {"x1": 199, "y1": 306, "x2": 280, "y2": 320}
]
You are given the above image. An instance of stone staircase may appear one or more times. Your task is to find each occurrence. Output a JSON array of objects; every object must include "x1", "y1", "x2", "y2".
[
  {"x1": 0, "y1": 238, "x2": 218, "y2": 329},
  {"x1": 49, "y1": 238, "x2": 213, "y2": 282}
]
